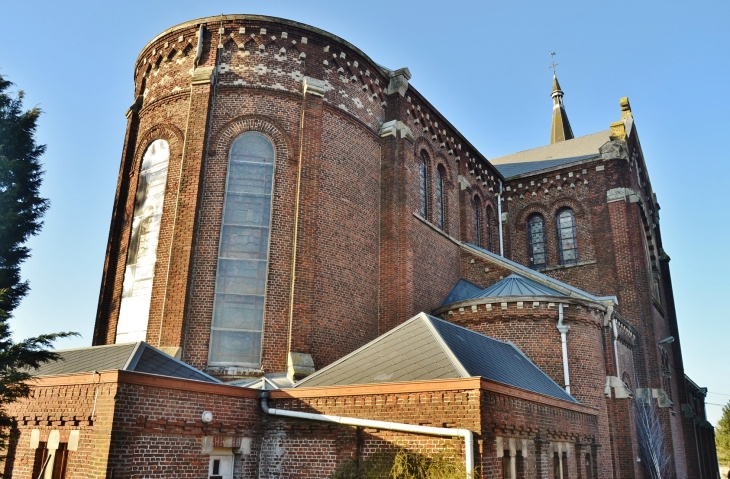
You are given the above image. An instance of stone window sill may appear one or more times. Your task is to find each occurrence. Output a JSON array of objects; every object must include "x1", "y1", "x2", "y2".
[{"x1": 538, "y1": 260, "x2": 598, "y2": 272}]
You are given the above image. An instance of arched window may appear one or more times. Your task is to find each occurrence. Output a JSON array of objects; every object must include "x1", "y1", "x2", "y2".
[
  {"x1": 210, "y1": 132, "x2": 275, "y2": 367},
  {"x1": 473, "y1": 196, "x2": 481, "y2": 246},
  {"x1": 556, "y1": 208, "x2": 578, "y2": 265},
  {"x1": 527, "y1": 214, "x2": 547, "y2": 269},
  {"x1": 436, "y1": 165, "x2": 445, "y2": 230},
  {"x1": 419, "y1": 153, "x2": 428, "y2": 218},
  {"x1": 486, "y1": 206, "x2": 494, "y2": 252},
  {"x1": 117, "y1": 139, "x2": 170, "y2": 343}
]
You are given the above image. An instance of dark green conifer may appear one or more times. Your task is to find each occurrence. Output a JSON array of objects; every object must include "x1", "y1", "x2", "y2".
[{"x1": 0, "y1": 74, "x2": 75, "y2": 457}]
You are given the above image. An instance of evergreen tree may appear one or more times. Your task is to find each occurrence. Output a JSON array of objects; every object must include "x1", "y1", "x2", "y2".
[
  {"x1": 0, "y1": 74, "x2": 49, "y2": 314},
  {"x1": 717, "y1": 400, "x2": 730, "y2": 469},
  {"x1": 0, "y1": 74, "x2": 75, "y2": 457}
]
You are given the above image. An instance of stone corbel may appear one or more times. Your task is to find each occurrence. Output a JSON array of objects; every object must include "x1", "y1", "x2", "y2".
[
  {"x1": 192, "y1": 65, "x2": 217, "y2": 85},
  {"x1": 125, "y1": 95, "x2": 144, "y2": 118},
  {"x1": 605, "y1": 376, "x2": 634, "y2": 399},
  {"x1": 303, "y1": 76, "x2": 326, "y2": 97},
  {"x1": 599, "y1": 139, "x2": 628, "y2": 161},
  {"x1": 379, "y1": 120, "x2": 414, "y2": 142},
  {"x1": 287, "y1": 352, "x2": 315, "y2": 381},
  {"x1": 457, "y1": 175, "x2": 472, "y2": 191},
  {"x1": 385, "y1": 67, "x2": 412, "y2": 96}
]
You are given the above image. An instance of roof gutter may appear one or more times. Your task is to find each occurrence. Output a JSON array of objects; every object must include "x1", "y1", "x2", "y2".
[{"x1": 260, "y1": 392, "x2": 474, "y2": 477}]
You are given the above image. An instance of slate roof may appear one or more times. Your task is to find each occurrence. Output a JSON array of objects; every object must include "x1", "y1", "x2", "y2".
[
  {"x1": 477, "y1": 274, "x2": 566, "y2": 298},
  {"x1": 440, "y1": 279, "x2": 484, "y2": 307},
  {"x1": 489, "y1": 130, "x2": 611, "y2": 178},
  {"x1": 30, "y1": 342, "x2": 220, "y2": 383},
  {"x1": 296, "y1": 313, "x2": 576, "y2": 403},
  {"x1": 461, "y1": 243, "x2": 616, "y2": 304}
]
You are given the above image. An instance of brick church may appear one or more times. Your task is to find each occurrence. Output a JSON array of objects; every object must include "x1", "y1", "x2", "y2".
[{"x1": 3, "y1": 14, "x2": 720, "y2": 479}]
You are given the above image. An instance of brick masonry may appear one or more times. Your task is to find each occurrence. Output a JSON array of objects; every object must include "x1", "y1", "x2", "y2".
[{"x1": 74, "y1": 13, "x2": 719, "y2": 479}]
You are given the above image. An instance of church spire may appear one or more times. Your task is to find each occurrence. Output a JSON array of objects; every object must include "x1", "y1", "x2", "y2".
[
  {"x1": 550, "y1": 72, "x2": 573, "y2": 144},
  {"x1": 550, "y1": 73, "x2": 574, "y2": 143}
]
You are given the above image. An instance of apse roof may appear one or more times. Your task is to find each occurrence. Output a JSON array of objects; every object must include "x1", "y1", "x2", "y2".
[
  {"x1": 490, "y1": 130, "x2": 611, "y2": 178},
  {"x1": 460, "y1": 243, "x2": 616, "y2": 304},
  {"x1": 477, "y1": 274, "x2": 567, "y2": 298},
  {"x1": 30, "y1": 342, "x2": 220, "y2": 384},
  {"x1": 295, "y1": 313, "x2": 576, "y2": 403}
]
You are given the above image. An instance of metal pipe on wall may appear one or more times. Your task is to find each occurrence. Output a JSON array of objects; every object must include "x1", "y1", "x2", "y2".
[
  {"x1": 260, "y1": 394, "x2": 475, "y2": 477},
  {"x1": 557, "y1": 303, "x2": 571, "y2": 395}
]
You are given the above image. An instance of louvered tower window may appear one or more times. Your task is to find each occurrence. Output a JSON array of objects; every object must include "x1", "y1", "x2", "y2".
[
  {"x1": 556, "y1": 208, "x2": 578, "y2": 265},
  {"x1": 210, "y1": 132, "x2": 275, "y2": 367},
  {"x1": 527, "y1": 214, "x2": 547, "y2": 269}
]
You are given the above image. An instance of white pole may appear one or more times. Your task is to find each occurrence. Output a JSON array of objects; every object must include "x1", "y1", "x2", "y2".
[{"x1": 557, "y1": 303, "x2": 571, "y2": 394}]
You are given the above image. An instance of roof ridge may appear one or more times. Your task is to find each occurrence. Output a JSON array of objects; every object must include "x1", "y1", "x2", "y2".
[
  {"x1": 294, "y1": 314, "x2": 426, "y2": 387},
  {"x1": 421, "y1": 314, "x2": 470, "y2": 378}
]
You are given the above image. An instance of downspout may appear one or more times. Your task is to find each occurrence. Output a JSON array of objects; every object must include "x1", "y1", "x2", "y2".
[
  {"x1": 497, "y1": 179, "x2": 504, "y2": 256},
  {"x1": 610, "y1": 309, "x2": 620, "y2": 378},
  {"x1": 260, "y1": 393, "x2": 474, "y2": 478},
  {"x1": 286, "y1": 79, "x2": 309, "y2": 359},
  {"x1": 557, "y1": 303, "x2": 571, "y2": 395}
]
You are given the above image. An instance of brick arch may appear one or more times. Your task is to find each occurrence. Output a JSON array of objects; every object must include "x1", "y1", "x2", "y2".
[
  {"x1": 132, "y1": 123, "x2": 184, "y2": 175},
  {"x1": 433, "y1": 153, "x2": 456, "y2": 185},
  {"x1": 547, "y1": 197, "x2": 586, "y2": 218},
  {"x1": 413, "y1": 136, "x2": 435, "y2": 164},
  {"x1": 514, "y1": 203, "x2": 551, "y2": 228},
  {"x1": 210, "y1": 115, "x2": 292, "y2": 163}
]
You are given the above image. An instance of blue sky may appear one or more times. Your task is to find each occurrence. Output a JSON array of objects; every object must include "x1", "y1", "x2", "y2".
[{"x1": 2, "y1": 1, "x2": 728, "y2": 424}]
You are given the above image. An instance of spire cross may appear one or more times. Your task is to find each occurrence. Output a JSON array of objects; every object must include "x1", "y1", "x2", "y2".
[{"x1": 549, "y1": 51, "x2": 558, "y2": 74}]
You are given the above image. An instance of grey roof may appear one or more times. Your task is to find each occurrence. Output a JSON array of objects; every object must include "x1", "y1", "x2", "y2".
[
  {"x1": 462, "y1": 243, "x2": 616, "y2": 304},
  {"x1": 296, "y1": 313, "x2": 576, "y2": 403},
  {"x1": 440, "y1": 274, "x2": 566, "y2": 308},
  {"x1": 476, "y1": 273, "x2": 567, "y2": 298},
  {"x1": 440, "y1": 278, "x2": 484, "y2": 307},
  {"x1": 31, "y1": 342, "x2": 220, "y2": 384},
  {"x1": 490, "y1": 130, "x2": 611, "y2": 178}
]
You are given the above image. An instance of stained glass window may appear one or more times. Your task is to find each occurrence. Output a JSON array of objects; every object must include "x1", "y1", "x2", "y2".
[
  {"x1": 419, "y1": 154, "x2": 428, "y2": 218},
  {"x1": 436, "y1": 167, "x2": 445, "y2": 230},
  {"x1": 527, "y1": 214, "x2": 547, "y2": 269},
  {"x1": 210, "y1": 132, "x2": 274, "y2": 367},
  {"x1": 116, "y1": 139, "x2": 170, "y2": 343},
  {"x1": 556, "y1": 208, "x2": 578, "y2": 265},
  {"x1": 473, "y1": 196, "x2": 481, "y2": 246},
  {"x1": 486, "y1": 206, "x2": 493, "y2": 252}
]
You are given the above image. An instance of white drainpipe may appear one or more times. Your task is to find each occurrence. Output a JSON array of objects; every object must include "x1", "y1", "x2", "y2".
[
  {"x1": 557, "y1": 303, "x2": 571, "y2": 395},
  {"x1": 498, "y1": 180, "x2": 504, "y2": 257},
  {"x1": 260, "y1": 394, "x2": 474, "y2": 478},
  {"x1": 612, "y1": 316, "x2": 620, "y2": 378}
]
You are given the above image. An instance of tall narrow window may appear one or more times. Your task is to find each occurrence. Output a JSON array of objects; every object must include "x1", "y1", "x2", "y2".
[
  {"x1": 527, "y1": 214, "x2": 547, "y2": 269},
  {"x1": 486, "y1": 206, "x2": 494, "y2": 252},
  {"x1": 117, "y1": 139, "x2": 170, "y2": 343},
  {"x1": 436, "y1": 166, "x2": 445, "y2": 230},
  {"x1": 419, "y1": 154, "x2": 428, "y2": 218},
  {"x1": 210, "y1": 132, "x2": 275, "y2": 367},
  {"x1": 473, "y1": 196, "x2": 481, "y2": 246},
  {"x1": 556, "y1": 208, "x2": 578, "y2": 265}
]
